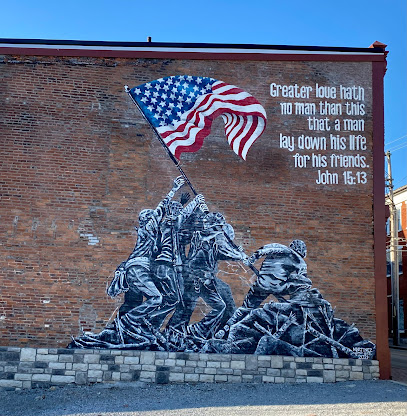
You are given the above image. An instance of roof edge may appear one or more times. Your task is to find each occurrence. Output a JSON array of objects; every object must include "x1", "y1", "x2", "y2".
[
  {"x1": 394, "y1": 184, "x2": 407, "y2": 196},
  {"x1": 0, "y1": 38, "x2": 386, "y2": 54}
]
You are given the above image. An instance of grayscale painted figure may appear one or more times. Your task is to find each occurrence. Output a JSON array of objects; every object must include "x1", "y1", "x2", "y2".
[
  {"x1": 112, "y1": 177, "x2": 188, "y2": 342},
  {"x1": 175, "y1": 212, "x2": 246, "y2": 339},
  {"x1": 70, "y1": 177, "x2": 186, "y2": 348},
  {"x1": 150, "y1": 192, "x2": 206, "y2": 328},
  {"x1": 216, "y1": 240, "x2": 311, "y2": 338}
]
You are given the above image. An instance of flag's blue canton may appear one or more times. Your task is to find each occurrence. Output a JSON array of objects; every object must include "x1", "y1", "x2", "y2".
[{"x1": 130, "y1": 76, "x2": 216, "y2": 128}]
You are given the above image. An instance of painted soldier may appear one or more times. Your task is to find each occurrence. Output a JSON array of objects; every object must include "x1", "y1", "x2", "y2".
[
  {"x1": 149, "y1": 193, "x2": 206, "y2": 328},
  {"x1": 70, "y1": 177, "x2": 185, "y2": 348},
  {"x1": 171, "y1": 212, "x2": 246, "y2": 339},
  {"x1": 216, "y1": 239, "x2": 312, "y2": 338}
]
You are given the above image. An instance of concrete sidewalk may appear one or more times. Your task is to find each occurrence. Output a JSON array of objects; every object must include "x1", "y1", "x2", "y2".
[{"x1": 0, "y1": 380, "x2": 406, "y2": 416}]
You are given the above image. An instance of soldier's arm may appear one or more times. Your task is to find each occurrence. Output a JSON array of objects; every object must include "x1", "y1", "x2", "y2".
[
  {"x1": 248, "y1": 243, "x2": 288, "y2": 263},
  {"x1": 215, "y1": 233, "x2": 246, "y2": 261},
  {"x1": 164, "y1": 176, "x2": 185, "y2": 202},
  {"x1": 179, "y1": 193, "x2": 205, "y2": 221},
  {"x1": 153, "y1": 176, "x2": 186, "y2": 220}
]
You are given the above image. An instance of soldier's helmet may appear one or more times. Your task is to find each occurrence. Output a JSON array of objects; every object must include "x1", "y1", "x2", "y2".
[
  {"x1": 289, "y1": 239, "x2": 307, "y2": 258},
  {"x1": 168, "y1": 201, "x2": 183, "y2": 217},
  {"x1": 203, "y1": 212, "x2": 226, "y2": 229},
  {"x1": 138, "y1": 209, "x2": 154, "y2": 226}
]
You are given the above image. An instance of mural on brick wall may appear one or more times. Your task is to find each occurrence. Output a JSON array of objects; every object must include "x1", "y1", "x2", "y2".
[{"x1": 69, "y1": 76, "x2": 375, "y2": 359}]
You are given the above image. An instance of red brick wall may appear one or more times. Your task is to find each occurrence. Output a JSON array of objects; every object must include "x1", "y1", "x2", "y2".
[{"x1": 0, "y1": 54, "x2": 376, "y2": 347}]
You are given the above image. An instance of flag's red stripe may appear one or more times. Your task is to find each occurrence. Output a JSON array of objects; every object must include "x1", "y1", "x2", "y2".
[
  {"x1": 237, "y1": 119, "x2": 259, "y2": 157},
  {"x1": 227, "y1": 116, "x2": 248, "y2": 150},
  {"x1": 171, "y1": 106, "x2": 240, "y2": 158},
  {"x1": 173, "y1": 117, "x2": 214, "y2": 159},
  {"x1": 160, "y1": 95, "x2": 265, "y2": 141},
  {"x1": 155, "y1": 80, "x2": 266, "y2": 160},
  {"x1": 160, "y1": 92, "x2": 215, "y2": 139}
]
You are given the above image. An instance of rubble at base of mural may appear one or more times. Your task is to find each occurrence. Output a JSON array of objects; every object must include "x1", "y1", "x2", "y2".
[{"x1": 0, "y1": 347, "x2": 380, "y2": 391}]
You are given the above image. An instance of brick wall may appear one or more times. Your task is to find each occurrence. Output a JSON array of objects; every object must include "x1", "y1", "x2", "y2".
[{"x1": 0, "y1": 53, "x2": 376, "y2": 347}]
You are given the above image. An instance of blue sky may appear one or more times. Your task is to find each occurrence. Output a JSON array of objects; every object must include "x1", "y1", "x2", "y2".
[{"x1": 2, "y1": 0, "x2": 406, "y2": 187}]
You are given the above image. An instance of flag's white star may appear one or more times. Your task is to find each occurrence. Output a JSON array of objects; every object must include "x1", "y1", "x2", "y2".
[
  {"x1": 177, "y1": 111, "x2": 182, "y2": 118},
  {"x1": 151, "y1": 97, "x2": 157, "y2": 104},
  {"x1": 186, "y1": 97, "x2": 192, "y2": 104},
  {"x1": 134, "y1": 88, "x2": 141, "y2": 95},
  {"x1": 170, "y1": 93, "x2": 176, "y2": 100},
  {"x1": 177, "y1": 102, "x2": 183, "y2": 109},
  {"x1": 145, "y1": 90, "x2": 151, "y2": 97},
  {"x1": 162, "y1": 93, "x2": 168, "y2": 100},
  {"x1": 196, "y1": 77, "x2": 202, "y2": 84},
  {"x1": 166, "y1": 109, "x2": 172, "y2": 116},
  {"x1": 163, "y1": 84, "x2": 169, "y2": 91},
  {"x1": 189, "y1": 91, "x2": 195, "y2": 97},
  {"x1": 169, "y1": 103, "x2": 175, "y2": 109},
  {"x1": 147, "y1": 105, "x2": 153, "y2": 112},
  {"x1": 193, "y1": 85, "x2": 199, "y2": 92},
  {"x1": 141, "y1": 97, "x2": 148, "y2": 103},
  {"x1": 145, "y1": 83, "x2": 152, "y2": 89},
  {"x1": 174, "y1": 81, "x2": 181, "y2": 87},
  {"x1": 187, "y1": 76, "x2": 193, "y2": 81},
  {"x1": 155, "y1": 84, "x2": 161, "y2": 91},
  {"x1": 153, "y1": 91, "x2": 159, "y2": 98}
]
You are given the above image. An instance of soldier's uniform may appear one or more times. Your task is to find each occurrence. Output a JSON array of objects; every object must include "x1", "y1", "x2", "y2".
[
  {"x1": 171, "y1": 214, "x2": 245, "y2": 339},
  {"x1": 219, "y1": 240, "x2": 311, "y2": 335}
]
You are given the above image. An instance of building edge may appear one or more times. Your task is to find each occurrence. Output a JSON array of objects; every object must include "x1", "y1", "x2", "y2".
[{"x1": 372, "y1": 42, "x2": 391, "y2": 379}]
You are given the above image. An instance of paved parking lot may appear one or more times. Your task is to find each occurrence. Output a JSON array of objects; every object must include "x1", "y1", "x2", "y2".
[{"x1": 0, "y1": 380, "x2": 406, "y2": 416}]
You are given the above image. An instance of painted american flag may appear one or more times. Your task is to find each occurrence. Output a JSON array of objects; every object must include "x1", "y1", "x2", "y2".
[{"x1": 129, "y1": 75, "x2": 267, "y2": 160}]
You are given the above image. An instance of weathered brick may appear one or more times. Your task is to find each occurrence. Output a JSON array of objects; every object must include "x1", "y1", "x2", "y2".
[
  {"x1": 199, "y1": 374, "x2": 214, "y2": 382},
  {"x1": 124, "y1": 357, "x2": 140, "y2": 365},
  {"x1": 20, "y1": 349, "x2": 36, "y2": 362},
  {"x1": 185, "y1": 373, "x2": 199, "y2": 382},
  {"x1": 323, "y1": 370, "x2": 336, "y2": 383},
  {"x1": 230, "y1": 361, "x2": 245, "y2": 370},
  {"x1": 169, "y1": 372, "x2": 185, "y2": 382},
  {"x1": 51, "y1": 375, "x2": 75, "y2": 384}
]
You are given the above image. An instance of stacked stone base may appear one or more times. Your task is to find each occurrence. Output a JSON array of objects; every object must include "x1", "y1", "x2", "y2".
[{"x1": 0, "y1": 347, "x2": 380, "y2": 390}]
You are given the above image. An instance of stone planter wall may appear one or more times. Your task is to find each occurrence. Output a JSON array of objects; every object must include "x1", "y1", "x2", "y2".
[{"x1": 0, "y1": 347, "x2": 380, "y2": 390}]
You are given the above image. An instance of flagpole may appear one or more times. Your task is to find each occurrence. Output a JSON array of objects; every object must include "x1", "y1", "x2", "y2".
[{"x1": 124, "y1": 85, "x2": 198, "y2": 196}]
